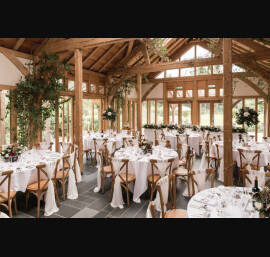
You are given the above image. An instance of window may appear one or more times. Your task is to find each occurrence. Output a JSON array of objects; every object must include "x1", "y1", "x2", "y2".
[
  {"x1": 213, "y1": 65, "x2": 223, "y2": 74},
  {"x1": 196, "y1": 66, "x2": 211, "y2": 75},
  {"x1": 181, "y1": 46, "x2": 195, "y2": 61},
  {"x1": 150, "y1": 101, "x2": 155, "y2": 124},
  {"x1": 68, "y1": 81, "x2": 74, "y2": 91},
  {"x1": 220, "y1": 88, "x2": 224, "y2": 96},
  {"x1": 181, "y1": 68, "x2": 195, "y2": 77},
  {"x1": 142, "y1": 101, "x2": 147, "y2": 125},
  {"x1": 200, "y1": 103, "x2": 210, "y2": 126},
  {"x1": 198, "y1": 89, "x2": 205, "y2": 97},
  {"x1": 99, "y1": 86, "x2": 104, "y2": 94},
  {"x1": 177, "y1": 90, "x2": 183, "y2": 97},
  {"x1": 156, "y1": 72, "x2": 165, "y2": 79},
  {"x1": 182, "y1": 104, "x2": 191, "y2": 125},
  {"x1": 208, "y1": 89, "x2": 216, "y2": 97},
  {"x1": 196, "y1": 45, "x2": 212, "y2": 59},
  {"x1": 214, "y1": 103, "x2": 223, "y2": 127},
  {"x1": 166, "y1": 69, "x2": 179, "y2": 78},
  {"x1": 168, "y1": 90, "x2": 174, "y2": 98},
  {"x1": 90, "y1": 84, "x2": 96, "y2": 93},
  {"x1": 82, "y1": 82, "x2": 87, "y2": 92},
  {"x1": 186, "y1": 90, "x2": 193, "y2": 97},
  {"x1": 157, "y1": 101, "x2": 163, "y2": 124},
  {"x1": 169, "y1": 104, "x2": 178, "y2": 124},
  {"x1": 232, "y1": 64, "x2": 246, "y2": 73}
]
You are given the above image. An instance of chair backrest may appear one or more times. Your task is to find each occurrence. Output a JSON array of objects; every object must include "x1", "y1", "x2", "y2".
[
  {"x1": 156, "y1": 174, "x2": 177, "y2": 218},
  {"x1": 93, "y1": 138, "x2": 108, "y2": 151},
  {"x1": 237, "y1": 148, "x2": 261, "y2": 170},
  {"x1": 60, "y1": 142, "x2": 71, "y2": 154},
  {"x1": 190, "y1": 169, "x2": 215, "y2": 196},
  {"x1": 217, "y1": 135, "x2": 222, "y2": 141},
  {"x1": 0, "y1": 170, "x2": 13, "y2": 203},
  {"x1": 128, "y1": 139, "x2": 138, "y2": 147},
  {"x1": 110, "y1": 157, "x2": 129, "y2": 183},
  {"x1": 242, "y1": 169, "x2": 269, "y2": 187},
  {"x1": 149, "y1": 158, "x2": 174, "y2": 181},
  {"x1": 176, "y1": 134, "x2": 188, "y2": 145},
  {"x1": 97, "y1": 149, "x2": 106, "y2": 172},
  {"x1": 122, "y1": 137, "x2": 129, "y2": 148},
  {"x1": 35, "y1": 164, "x2": 49, "y2": 192},
  {"x1": 155, "y1": 139, "x2": 170, "y2": 148}
]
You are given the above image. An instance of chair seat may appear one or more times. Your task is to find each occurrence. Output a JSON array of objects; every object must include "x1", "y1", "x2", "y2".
[
  {"x1": 83, "y1": 148, "x2": 91, "y2": 152},
  {"x1": 103, "y1": 165, "x2": 113, "y2": 173},
  {"x1": 54, "y1": 170, "x2": 69, "y2": 179},
  {"x1": 119, "y1": 174, "x2": 136, "y2": 182},
  {"x1": 0, "y1": 191, "x2": 16, "y2": 203},
  {"x1": 27, "y1": 180, "x2": 48, "y2": 191},
  {"x1": 206, "y1": 154, "x2": 217, "y2": 159},
  {"x1": 173, "y1": 168, "x2": 188, "y2": 176},
  {"x1": 147, "y1": 174, "x2": 161, "y2": 183},
  {"x1": 165, "y1": 209, "x2": 187, "y2": 218}
]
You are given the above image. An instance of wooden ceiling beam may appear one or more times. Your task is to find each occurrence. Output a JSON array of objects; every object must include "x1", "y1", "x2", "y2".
[
  {"x1": 13, "y1": 38, "x2": 26, "y2": 51},
  {"x1": 0, "y1": 46, "x2": 33, "y2": 60},
  {"x1": 82, "y1": 48, "x2": 99, "y2": 65},
  {"x1": 125, "y1": 40, "x2": 134, "y2": 58},
  {"x1": 233, "y1": 38, "x2": 269, "y2": 52}
]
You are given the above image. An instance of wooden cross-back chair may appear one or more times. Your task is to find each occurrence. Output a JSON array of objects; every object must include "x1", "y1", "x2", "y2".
[
  {"x1": 154, "y1": 174, "x2": 187, "y2": 218},
  {"x1": 72, "y1": 144, "x2": 80, "y2": 183},
  {"x1": 262, "y1": 137, "x2": 268, "y2": 142},
  {"x1": 53, "y1": 156, "x2": 70, "y2": 201},
  {"x1": 204, "y1": 141, "x2": 218, "y2": 169},
  {"x1": 148, "y1": 158, "x2": 174, "y2": 201},
  {"x1": 104, "y1": 142, "x2": 117, "y2": 165},
  {"x1": 25, "y1": 163, "x2": 59, "y2": 218},
  {"x1": 122, "y1": 137, "x2": 129, "y2": 148},
  {"x1": 189, "y1": 169, "x2": 215, "y2": 197},
  {"x1": 93, "y1": 138, "x2": 108, "y2": 166},
  {"x1": 35, "y1": 142, "x2": 54, "y2": 150},
  {"x1": 160, "y1": 129, "x2": 166, "y2": 140},
  {"x1": 173, "y1": 151, "x2": 194, "y2": 197},
  {"x1": 135, "y1": 131, "x2": 142, "y2": 141},
  {"x1": 154, "y1": 139, "x2": 171, "y2": 148},
  {"x1": 217, "y1": 135, "x2": 222, "y2": 141},
  {"x1": 176, "y1": 134, "x2": 189, "y2": 145},
  {"x1": 60, "y1": 142, "x2": 72, "y2": 154},
  {"x1": 109, "y1": 158, "x2": 136, "y2": 207},
  {"x1": 237, "y1": 148, "x2": 261, "y2": 185},
  {"x1": 97, "y1": 149, "x2": 113, "y2": 195},
  {"x1": 242, "y1": 169, "x2": 270, "y2": 187},
  {"x1": 0, "y1": 170, "x2": 17, "y2": 218},
  {"x1": 179, "y1": 145, "x2": 190, "y2": 168}
]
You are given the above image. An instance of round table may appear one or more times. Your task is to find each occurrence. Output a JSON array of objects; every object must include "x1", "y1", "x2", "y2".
[
  {"x1": 0, "y1": 150, "x2": 64, "y2": 192},
  {"x1": 187, "y1": 186, "x2": 259, "y2": 218},
  {"x1": 165, "y1": 132, "x2": 202, "y2": 156},
  {"x1": 114, "y1": 146, "x2": 179, "y2": 203}
]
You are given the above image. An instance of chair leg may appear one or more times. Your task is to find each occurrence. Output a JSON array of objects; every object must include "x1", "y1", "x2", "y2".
[
  {"x1": 101, "y1": 175, "x2": 105, "y2": 195},
  {"x1": 25, "y1": 190, "x2": 30, "y2": 212},
  {"x1": 13, "y1": 196, "x2": 18, "y2": 215},
  {"x1": 62, "y1": 181, "x2": 66, "y2": 201},
  {"x1": 126, "y1": 184, "x2": 130, "y2": 207},
  {"x1": 37, "y1": 194, "x2": 41, "y2": 218},
  {"x1": 8, "y1": 199, "x2": 13, "y2": 218},
  {"x1": 150, "y1": 185, "x2": 154, "y2": 202}
]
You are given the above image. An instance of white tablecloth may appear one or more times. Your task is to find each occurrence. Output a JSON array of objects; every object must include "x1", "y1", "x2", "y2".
[
  {"x1": 143, "y1": 129, "x2": 163, "y2": 142},
  {"x1": 187, "y1": 186, "x2": 259, "y2": 218},
  {"x1": 114, "y1": 146, "x2": 179, "y2": 203}
]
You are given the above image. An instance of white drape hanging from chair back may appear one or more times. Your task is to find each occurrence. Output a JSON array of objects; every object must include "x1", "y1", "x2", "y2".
[
  {"x1": 94, "y1": 152, "x2": 102, "y2": 193},
  {"x1": 156, "y1": 159, "x2": 168, "y2": 178},
  {"x1": 0, "y1": 212, "x2": 9, "y2": 218},
  {"x1": 193, "y1": 169, "x2": 207, "y2": 193},
  {"x1": 218, "y1": 144, "x2": 224, "y2": 182},
  {"x1": 67, "y1": 152, "x2": 78, "y2": 199},
  {"x1": 73, "y1": 144, "x2": 82, "y2": 183},
  {"x1": 44, "y1": 161, "x2": 59, "y2": 216},
  {"x1": 62, "y1": 142, "x2": 70, "y2": 154},
  {"x1": 95, "y1": 139, "x2": 105, "y2": 150},
  {"x1": 146, "y1": 202, "x2": 153, "y2": 218},
  {"x1": 153, "y1": 176, "x2": 169, "y2": 217},
  {"x1": 40, "y1": 142, "x2": 50, "y2": 150},
  {"x1": 110, "y1": 158, "x2": 124, "y2": 209},
  {"x1": 245, "y1": 170, "x2": 265, "y2": 188}
]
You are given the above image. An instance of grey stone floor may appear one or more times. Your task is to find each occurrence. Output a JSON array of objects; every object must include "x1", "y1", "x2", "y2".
[{"x1": 0, "y1": 155, "x2": 223, "y2": 218}]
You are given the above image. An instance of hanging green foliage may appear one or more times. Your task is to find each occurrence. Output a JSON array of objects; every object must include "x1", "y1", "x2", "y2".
[
  {"x1": 144, "y1": 38, "x2": 170, "y2": 62},
  {"x1": 6, "y1": 51, "x2": 70, "y2": 147}
]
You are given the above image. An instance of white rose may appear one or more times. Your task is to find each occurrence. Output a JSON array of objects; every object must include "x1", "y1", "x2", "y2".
[
  {"x1": 5, "y1": 154, "x2": 9, "y2": 158},
  {"x1": 254, "y1": 202, "x2": 263, "y2": 210},
  {"x1": 142, "y1": 146, "x2": 146, "y2": 150},
  {"x1": 108, "y1": 112, "x2": 112, "y2": 116},
  {"x1": 1, "y1": 152, "x2": 4, "y2": 154},
  {"x1": 244, "y1": 112, "x2": 249, "y2": 117}
]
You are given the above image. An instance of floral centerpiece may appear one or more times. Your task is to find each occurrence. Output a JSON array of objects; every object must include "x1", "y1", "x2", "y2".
[
  {"x1": 251, "y1": 187, "x2": 270, "y2": 218},
  {"x1": 177, "y1": 126, "x2": 186, "y2": 134},
  {"x1": 139, "y1": 139, "x2": 152, "y2": 154},
  {"x1": 232, "y1": 127, "x2": 246, "y2": 133},
  {"x1": 192, "y1": 125, "x2": 199, "y2": 132},
  {"x1": 102, "y1": 106, "x2": 118, "y2": 131},
  {"x1": 1, "y1": 145, "x2": 23, "y2": 161},
  {"x1": 235, "y1": 107, "x2": 259, "y2": 127}
]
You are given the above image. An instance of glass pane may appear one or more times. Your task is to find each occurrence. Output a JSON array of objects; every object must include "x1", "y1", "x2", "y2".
[
  {"x1": 168, "y1": 90, "x2": 174, "y2": 98},
  {"x1": 200, "y1": 103, "x2": 210, "y2": 126},
  {"x1": 166, "y1": 69, "x2": 179, "y2": 78},
  {"x1": 181, "y1": 68, "x2": 195, "y2": 77},
  {"x1": 182, "y1": 104, "x2": 191, "y2": 125},
  {"x1": 232, "y1": 64, "x2": 246, "y2": 73},
  {"x1": 198, "y1": 89, "x2": 205, "y2": 97},
  {"x1": 244, "y1": 99, "x2": 256, "y2": 135},
  {"x1": 181, "y1": 46, "x2": 195, "y2": 61},
  {"x1": 90, "y1": 84, "x2": 96, "y2": 93},
  {"x1": 99, "y1": 86, "x2": 104, "y2": 94},
  {"x1": 257, "y1": 98, "x2": 264, "y2": 142},
  {"x1": 119, "y1": 106, "x2": 122, "y2": 131},
  {"x1": 196, "y1": 66, "x2": 211, "y2": 75},
  {"x1": 150, "y1": 101, "x2": 155, "y2": 124},
  {"x1": 196, "y1": 45, "x2": 212, "y2": 58},
  {"x1": 169, "y1": 104, "x2": 178, "y2": 125},
  {"x1": 68, "y1": 81, "x2": 74, "y2": 91},
  {"x1": 156, "y1": 71, "x2": 165, "y2": 79},
  {"x1": 232, "y1": 101, "x2": 243, "y2": 127},
  {"x1": 94, "y1": 103, "x2": 100, "y2": 131},
  {"x1": 177, "y1": 90, "x2": 183, "y2": 97},
  {"x1": 209, "y1": 89, "x2": 216, "y2": 96},
  {"x1": 82, "y1": 82, "x2": 87, "y2": 92},
  {"x1": 213, "y1": 65, "x2": 223, "y2": 74},
  {"x1": 142, "y1": 101, "x2": 147, "y2": 125},
  {"x1": 157, "y1": 101, "x2": 163, "y2": 124},
  {"x1": 220, "y1": 88, "x2": 223, "y2": 96},
  {"x1": 186, "y1": 90, "x2": 193, "y2": 97},
  {"x1": 214, "y1": 103, "x2": 223, "y2": 127}
]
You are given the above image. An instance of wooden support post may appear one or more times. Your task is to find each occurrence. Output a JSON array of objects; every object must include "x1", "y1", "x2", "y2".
[
  {"x1": 147, "y1": 100, "x2": 150, "y2": 124},
  {"x1": 71, "y1": 98, "x2": 74, "y2": 144},
  {"x1": 0, "y1": 91, "x2": 6, "y2": 145},
  {"x1": 192, "y1": 81, "x2": 199, "y2": 125},
  {"x1": 74, "y1": 48, "x2": 83, "y2": 172},
  {"x1": 223, "y1": 38, "x2": 233, "y2": 186},
  {"x1": 128, "y1": 100, "x2": 131, "y2": 126},
  {"x1": 55, "y1": 100, "x2": 60, "y2": 152},
  {"x1": 67, "y1": 100, "x2": 70, "y2": 142},
  {"x1": 10, "y1": 97, "x2": 17, "y2": 144},
  {"x1": 62, "y1": 102, "x2": 65, "y2": 142},
  {"x1": 137, "y1": 73, "x2": 142, "y2": 132},
  {"x1": 163, "y1": 83, "x2": 168, "y2": 124},
  {"x1": 117, "y1": 100, "x2": 120, "y2": 133},
  {"x1": 132, "y1": 101, "x2": 135, "y2": 130}
]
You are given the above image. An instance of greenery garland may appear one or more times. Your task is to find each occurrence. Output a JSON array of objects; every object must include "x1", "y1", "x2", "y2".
[
  {"x1": 6, "y1": 51, "x2": 70, "y2": 147},
  {"x1": 235, "y1": 107, "x2": 259, "y2": 127}
]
